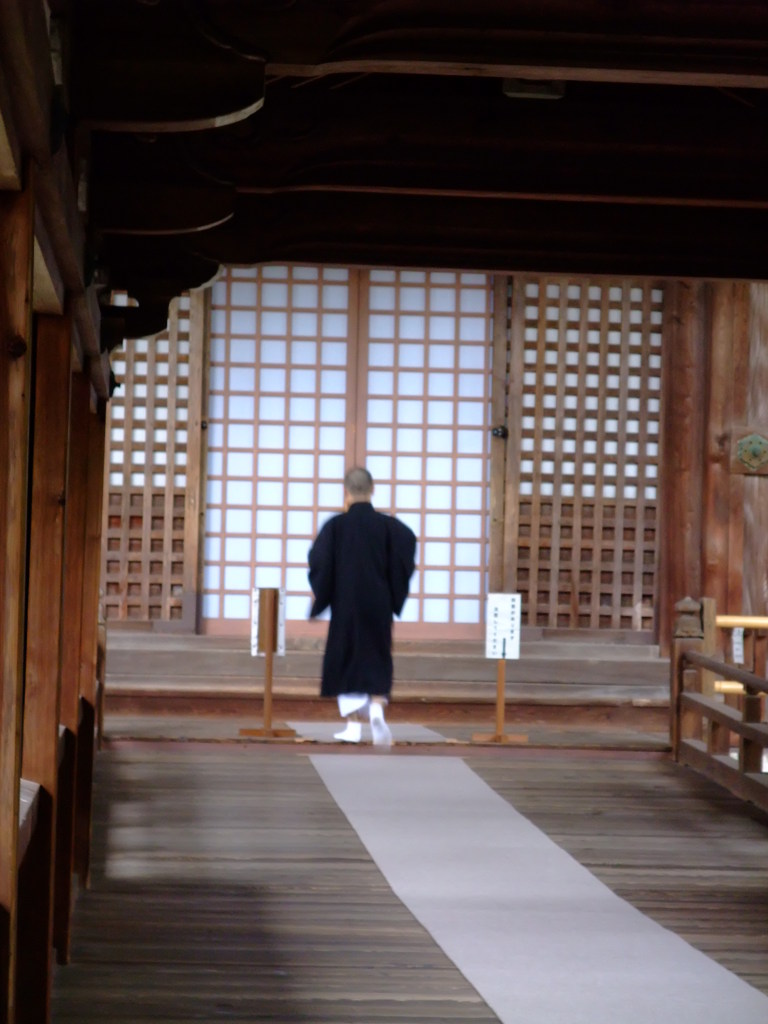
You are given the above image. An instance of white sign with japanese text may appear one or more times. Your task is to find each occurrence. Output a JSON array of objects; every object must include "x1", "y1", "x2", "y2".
[{"x1": 485, "y1": 593, "x2": 521, "y2": 660}]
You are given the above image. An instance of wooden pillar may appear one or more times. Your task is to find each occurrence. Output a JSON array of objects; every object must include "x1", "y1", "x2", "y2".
[
  {"x1": 742, "y1": 630, "x2": 766, "y2": 772},
  {"x1": 669, "y1": 596, "x2": 704, "y2": 758},
  {"x1": 53, "y1": 371, "x2": 90, "y2": 964},
  {"x1": 73, "y1": 403, "x2": 106, "y2": 888},
  {"x1": 701, "y1": 283, "x2": 749, "y2": 615},
  {"x1": 0, "y1": 180, "x2": 34, "y2": 1023},
  {"x1": 17, "y1": 313, "x2": 72, "y2": 1023},
  {"x1": 743, "y1": 284, "x2": 768, "y2": 616},
  {"x1": 181, "y1": 288, "x2": 208, "y2": 631},
  {"x1": 502, "y1": 276, "x2": 526, "y2": 593},
  {"x1": 658, "y1": 282, "x2": 707, "y2": 653},
  {"x1": 488, "y1": 275, "x2": 509, "y2": 593}
]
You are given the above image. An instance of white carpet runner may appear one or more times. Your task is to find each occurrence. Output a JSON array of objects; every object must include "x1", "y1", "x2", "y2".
[{"x1": 312, "y1": 754, "x2": 768, "y2": 1024}]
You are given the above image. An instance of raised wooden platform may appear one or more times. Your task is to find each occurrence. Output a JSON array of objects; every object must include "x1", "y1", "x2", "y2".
[{"x1": 104, "y1": 630, "x2": 669, "y2": 730}]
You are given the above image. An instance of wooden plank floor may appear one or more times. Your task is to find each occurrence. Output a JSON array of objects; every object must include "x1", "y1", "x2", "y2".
[{"x1": 52, "y1": 744, "x2": 768, "y2": 1022}]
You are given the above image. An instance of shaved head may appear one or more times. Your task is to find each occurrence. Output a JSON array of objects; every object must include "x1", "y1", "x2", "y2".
[{"x1": 344, "y1": 467, "x2": 374, "y2": 498}]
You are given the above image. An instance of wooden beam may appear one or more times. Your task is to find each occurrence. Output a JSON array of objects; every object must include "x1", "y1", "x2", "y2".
[
  {"x1": 92, "y1": 83, "x2": 768, "y2": 212},
  {"x1": 75, "y1": 3, "x2": 266, "y2": 132},
  {"x1": 272, "y1": 58, "x2": 768, "y2": 90},
  {"x1": 0, "y1": 0, "x2": 108, "y2": 400},
  {"x1": 93, "y1": 183, "x2": 235, "y2": 236},
  {"x1": 185, "y1": 191, "x2": 768, "y2": 281},
  {"x1": 33, "y1": 205, "x2": 65, "y2": 315},
  {"x1": 658, "y1": 282, "x2": 706, "y2": 653},
  {"x1": 19, "y1": 311, "x2": 72, "y2": 1024},
  {"x1": 0, "y1": 0, "x2": 53, "y2": 169},
  {"x1": 74, "y1": 0, "x2": 768, "y2": 91},
  {"x1": 0, "y1": 63, "x2": 20, "y2": 190},
  {"x1": 0, "y1": 175, "x2": 34, "y2": 1024}
]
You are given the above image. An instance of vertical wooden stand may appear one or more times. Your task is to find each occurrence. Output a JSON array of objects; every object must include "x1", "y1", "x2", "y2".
[
  {"x1": 240, "y1": 588, "x2": 295, "y2": 740},
  {"x1": 473, "y1": 594, "x2": 526, "y2": 744},
  {"x1": 472, "y1": 658, "x2": 527, "y2": 745}
]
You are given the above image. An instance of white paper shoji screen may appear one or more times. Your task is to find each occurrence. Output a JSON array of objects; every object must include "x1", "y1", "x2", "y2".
[
  {"x1": 510, "y1": 278, "x2": 662, "y2": 630},
  {"x1": 362, "y1": 270, "x2": 492, "y2": 632},
  {"x1": 203, "y1": 266, "x2": 356, "y2": 630}
]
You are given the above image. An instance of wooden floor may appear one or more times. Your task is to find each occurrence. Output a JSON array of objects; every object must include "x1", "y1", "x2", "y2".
[{"x1": 52, "y1": 742, "x2": 768, "y2": 1022}]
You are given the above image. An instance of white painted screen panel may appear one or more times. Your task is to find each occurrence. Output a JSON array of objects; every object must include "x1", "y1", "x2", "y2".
[
  {"x1": 363, "y1": 270, "x2": 493, "y2": 630},
  {"x1": 202, "y1": 266, "x2": 353, "y2": 631}
]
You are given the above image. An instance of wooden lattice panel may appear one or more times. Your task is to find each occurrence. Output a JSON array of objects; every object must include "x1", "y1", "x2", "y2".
[
  {"x1": 102, "y1": 296, "x2": 192, "y2": 621},
  {"x1": 506, "y1": 278, "x2": 663, "y2": 630}
]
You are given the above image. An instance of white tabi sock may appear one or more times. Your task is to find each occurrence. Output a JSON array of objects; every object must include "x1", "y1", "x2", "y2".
[
  {"x1": 333, "y1": 721, "x2": 362, "y2": 743},
  {"x1": 369, "y1": 701, "x2": 393, "y2": 747},
  {"x1": 337, "y1": 693, "x2": 370, "y2": 718}
]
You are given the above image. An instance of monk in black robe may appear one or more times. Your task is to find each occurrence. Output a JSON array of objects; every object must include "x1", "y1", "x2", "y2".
[{"x1": 308, "y1": 467, "x2": 417, "y2": 745}]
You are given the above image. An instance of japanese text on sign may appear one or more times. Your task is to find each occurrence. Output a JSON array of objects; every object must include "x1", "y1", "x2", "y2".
[{"x1": 485, "y1": 593, "x2": 521, "y2": 660}]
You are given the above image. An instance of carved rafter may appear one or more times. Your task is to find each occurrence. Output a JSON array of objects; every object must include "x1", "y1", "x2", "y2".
[{"x1": 67, "y1": 0, "x2": 768, "y2": 339}]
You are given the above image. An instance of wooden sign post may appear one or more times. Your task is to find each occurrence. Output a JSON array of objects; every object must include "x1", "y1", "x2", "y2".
[
  {"x1": 473, "y1": 593, "x2": 526, "y2": 744},
  {"x1": 240, "y1": 587, "x2": 295, "y2": 740}
]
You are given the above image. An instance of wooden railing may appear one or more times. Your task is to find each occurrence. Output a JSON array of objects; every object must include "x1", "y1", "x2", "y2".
[{"x1": 670, "y1": 597, "x2": 768, "y2": 813}]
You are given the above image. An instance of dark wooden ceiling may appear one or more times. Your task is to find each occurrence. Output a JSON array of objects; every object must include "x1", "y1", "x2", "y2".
[{"x1": 69, "y1": 0, "x2": 768, "y2": 338}]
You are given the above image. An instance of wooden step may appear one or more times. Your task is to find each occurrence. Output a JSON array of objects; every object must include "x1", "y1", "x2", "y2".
[{"x1": 104, "y1": 630, "x2": 669, "y2": 711}]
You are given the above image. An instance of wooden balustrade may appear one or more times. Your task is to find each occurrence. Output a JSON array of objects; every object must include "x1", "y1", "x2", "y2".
[{"x1": 670, "y1": 597, "x2": 768, "y2": 813}]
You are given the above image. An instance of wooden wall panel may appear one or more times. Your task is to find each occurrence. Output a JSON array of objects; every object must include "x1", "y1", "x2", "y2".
[
  {"x1": 60, "y1": 374, "x2": 91, "y2": 733},
  {"x1": 79, "y1": 410, "x2": 106, "y2": 707},
  {"x1": 54, "y1": 371, "x2": 90, "y2": 964},
  {"x1": 0, "y1": 179, "x2": 33, "y2": 1023},
  {"x1": 22, "y1": 313, "x2": 70, "y2": 792},
  {"x1": 19, "y1": 311, "x2": 71, "y2": 1023},
  {"x1": 505, "y1": 277, "x2": 663, "y2": 632},
  {"x1": 73, "y1": 407, "x2": 106, "y2": 891}
]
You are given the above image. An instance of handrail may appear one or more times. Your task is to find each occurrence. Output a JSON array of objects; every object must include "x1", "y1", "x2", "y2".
[
  {"x1": 715, "y1": 614, "x2": 768, "y2": 629},
  {"x1": 670, "y1": 597, "x2": 767, "y2": 814},
  {"x1": 682, "y1": 651, "x2": 768, "y2": 696}
]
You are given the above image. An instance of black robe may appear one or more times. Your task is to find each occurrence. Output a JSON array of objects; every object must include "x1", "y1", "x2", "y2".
[{"x1": 308, "y1": 501, "x2": 417, "y2": 698}]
